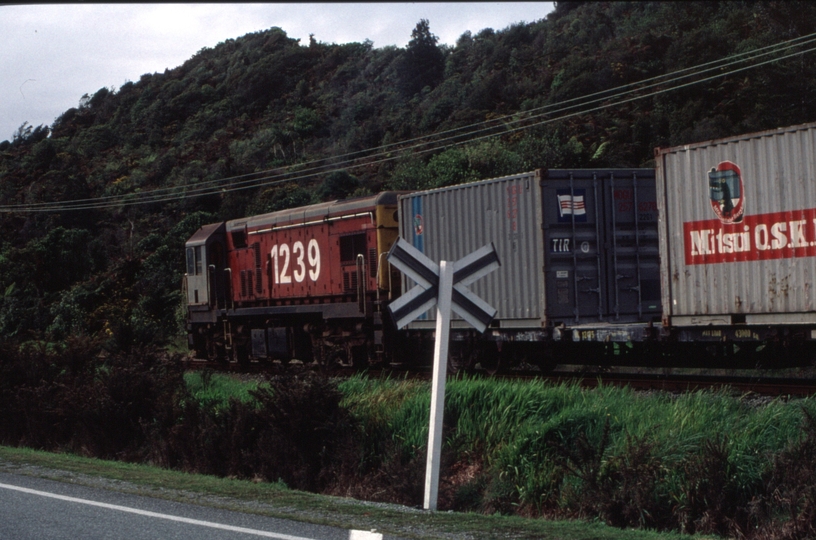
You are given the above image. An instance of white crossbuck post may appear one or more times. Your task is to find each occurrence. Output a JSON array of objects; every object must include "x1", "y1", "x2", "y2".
[
  {"x1": 425, "y1": 260, "x2": 453, "y2": 510},
  {"x1": 386, "y1": 238, "x2": 500, "y2": 511}
]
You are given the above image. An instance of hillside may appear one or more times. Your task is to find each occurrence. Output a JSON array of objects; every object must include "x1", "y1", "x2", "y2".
[{"x1": 1, "y1": 1, "x2": 815, "y2": 348}]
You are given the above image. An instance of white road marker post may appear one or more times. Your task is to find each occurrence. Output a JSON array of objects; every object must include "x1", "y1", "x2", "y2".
[{"x1": 424, "y1": 260, "x2": 453, "y2": 511}]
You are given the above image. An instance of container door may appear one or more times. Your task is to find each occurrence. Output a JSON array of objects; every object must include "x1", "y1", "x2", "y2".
[
  {"x1": 541, "y1": 173, "x2": 606, "y2": 323},
  {"x1": 603, "y1": 172, "x2": 662, "y2": 321}
]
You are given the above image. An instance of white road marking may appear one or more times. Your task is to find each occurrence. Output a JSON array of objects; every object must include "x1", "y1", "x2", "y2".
[
  {"x1": 349, "y1": 531, "x2": 383, "y2": 540},
  {"x1": 0, "y1": 481, "x2": 381, "y2": 539}
]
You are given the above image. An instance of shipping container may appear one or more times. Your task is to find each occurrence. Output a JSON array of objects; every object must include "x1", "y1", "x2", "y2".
[
  {"x1": 398, "y1": 169, "x2": 660, "y2": 334},
  {"x1": 655, "y1": 122, "x2": 816, "y2": 327},
  {"x1": 541, "y1": 169, "x2": 660, "y2": 327},
  {"x1": 399, "y1": 170, "x2": 544, "y2": 330}
]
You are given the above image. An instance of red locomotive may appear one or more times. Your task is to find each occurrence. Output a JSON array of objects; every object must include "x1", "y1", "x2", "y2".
[{"x1": 185, "y1": 192, "x2": 403, "y2": 366}]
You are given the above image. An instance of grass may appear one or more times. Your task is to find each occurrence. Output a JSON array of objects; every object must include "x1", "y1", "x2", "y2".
[
  {"x1": 11, "y1": 341, "x2": 807, "y2": 535},
  {"x1": 171, "y1": 371, "x2": 816, "y2": 535},
  {"x1": 0, "y1": 445, "x2": 711, "y2": 540},
  {"x1": 184, "y1": 370, "x2": 268, "y2": 410},
  {"x1": 338, "y1": 374, "x2": 816, "y2": 525},
  {"x1": 184, "y1": 372, "x2": 816, "y2": 504}
]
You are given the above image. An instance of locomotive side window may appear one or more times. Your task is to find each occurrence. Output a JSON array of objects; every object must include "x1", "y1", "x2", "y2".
[
  {"x1": 195, "y1": 246, "x2": 203, "y2": 275},
  {"x1": 186, "y1": 247, "x2": 196, "y2": 275},
  {"x1": 340, "y1": 233, "x2": 367, "y2": 264},
  {"x1": 231, "y1": 229, "x2": 247, "y2": 248}
]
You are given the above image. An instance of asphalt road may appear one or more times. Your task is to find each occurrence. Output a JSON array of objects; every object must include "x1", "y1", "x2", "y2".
[{"x1": 0, "y1": 471, "x2": 393, "y2": 540}]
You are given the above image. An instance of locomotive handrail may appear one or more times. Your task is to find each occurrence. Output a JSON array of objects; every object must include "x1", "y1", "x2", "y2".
[
  {"x1": 375, "y1": 251, "x2": 392, "y2": 302},
  {"x1": 208, "y1": 264, "x2": 216, "y2": 309},
  {"x1": 224, "y1": 267, "x2": 234, "y2": 311},
  {"x1": 356, "y1": 253, "x2": 366, "y2": 315},
  {"x1": 247, "y1": 212, "x2": 374, "y2": 235}
]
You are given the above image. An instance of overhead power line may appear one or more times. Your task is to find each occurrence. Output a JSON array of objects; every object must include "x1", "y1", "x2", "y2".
[{"x1": 2, "y1": 31, "x2": 816, "y2": 213}]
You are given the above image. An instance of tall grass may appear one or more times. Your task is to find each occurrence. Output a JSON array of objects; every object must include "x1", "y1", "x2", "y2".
[
  {"x1": 340, "y1": 373, "x2": 816, "y2": 534},
  {"x1": 184, "y1": 370, "x2": 268, "y2": 411}
]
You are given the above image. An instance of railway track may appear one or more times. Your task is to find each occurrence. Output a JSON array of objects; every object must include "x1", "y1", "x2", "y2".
[{"x1": 184, "y1": 357, "x2": 816, "y2": 397}]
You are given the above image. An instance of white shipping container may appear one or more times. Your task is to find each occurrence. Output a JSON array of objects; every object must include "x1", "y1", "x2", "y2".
[
  {"x1": 398, "y1": 170, "x2": 546, "y2": 329},
  {"x1": 655, "y1": 122, "x2": 816, "y2": 326}
]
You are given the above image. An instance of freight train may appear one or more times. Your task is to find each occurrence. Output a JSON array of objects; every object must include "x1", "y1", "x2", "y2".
[{"x1": 184, "y1": 122, "x2": 816, "y2": 371}]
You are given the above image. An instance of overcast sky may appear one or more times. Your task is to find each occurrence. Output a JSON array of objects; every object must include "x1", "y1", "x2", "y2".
[{"x1": 1, "y1": 3, "x2": 555, "y2": 142}]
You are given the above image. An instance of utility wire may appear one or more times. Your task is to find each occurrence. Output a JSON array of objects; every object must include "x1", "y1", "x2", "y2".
[
  {"x1": 18, "y1": 31, "x2": 816, "y2": 209},
  {"x1": 7, "y1": 40, "x2": 814, "y2": 212},
  {"x1": 3, "y1": 31, "x2": 816, "y2": 212},
  {"x1": 4, "y1": 31, "x2": 814, "y2": 211}
]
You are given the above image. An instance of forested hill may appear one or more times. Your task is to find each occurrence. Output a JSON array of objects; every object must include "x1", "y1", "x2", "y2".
[{"x1": 1, "y1": 1, "x2": 815, "y2": 348}]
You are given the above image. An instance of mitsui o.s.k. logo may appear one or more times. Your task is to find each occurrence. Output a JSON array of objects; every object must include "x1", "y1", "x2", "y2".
[
  {"x1": 685, "y1": 159, "x2": 816, "y2": 265},
  {"x1": 708, "y1": 160, "x2": 744, "y2": 224}
]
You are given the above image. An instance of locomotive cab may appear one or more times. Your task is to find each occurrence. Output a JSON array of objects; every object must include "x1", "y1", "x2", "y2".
[{"x1": 184, "y1": 222, "x2": 228, "y2": 314}]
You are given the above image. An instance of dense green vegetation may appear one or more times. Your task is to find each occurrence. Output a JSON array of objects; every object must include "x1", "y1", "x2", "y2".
[
  {"x1": 4, "y1": 335, "x2": 816, "y2": 537},
  {"x1": 1, "y1": 1, "x2": 815, "y2": 348},
  {"x1": 185, "y1": 371, "x2": 816, "y2": 538}
]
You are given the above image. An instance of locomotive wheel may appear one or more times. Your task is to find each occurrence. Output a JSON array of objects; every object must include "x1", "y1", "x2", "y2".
[
  {"x1": 211, "y1": 343, "x2": 228, "y2": 364},
  {"x1": 232, "y1": 341, "x2": 250, "y2": 366},
  {"x1": 326, "y1": 348, "x2": 349, "y2": 367},
  {"x1": 205, "y1": 334, "x2": 228, "y2": 363}
]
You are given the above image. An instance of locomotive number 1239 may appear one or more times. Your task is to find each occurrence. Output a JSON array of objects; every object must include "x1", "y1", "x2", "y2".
[{"x1": 270, "y1": 239, "x2": 321, "y2": 284}]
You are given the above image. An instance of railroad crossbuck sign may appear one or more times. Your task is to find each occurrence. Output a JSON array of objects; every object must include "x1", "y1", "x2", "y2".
[
  {"x1": 387, "y1": 239, "x2": 500, "y2": 332},
  {"x1": 386, "y1": 238, "x2": 500, "y2": 512}
]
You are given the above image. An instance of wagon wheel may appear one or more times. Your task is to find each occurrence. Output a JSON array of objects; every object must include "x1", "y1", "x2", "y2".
[
  {"x1": 475, "y1": 343, "x2": 502, "y2": 375},
  {"x1": 532, "y1": 345, "x2": 558, "y2": 373},
  {"x1": 448, "y1": 342, "x2": 476, "y2": 374},
  {"x1": 207, "y1": 338, "x2": 228, "y2": 364}
]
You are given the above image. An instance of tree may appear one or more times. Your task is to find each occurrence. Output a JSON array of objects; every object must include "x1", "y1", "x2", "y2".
[
  {"x1": 399, "y1": 19, "x2": 445, "y2": 97},
  {"x1": 10, "y1": 122, "x2": 49, "y2": 148},
  {"x1": 317, "y1": 170, "x2": 361, "y2": 200}
]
